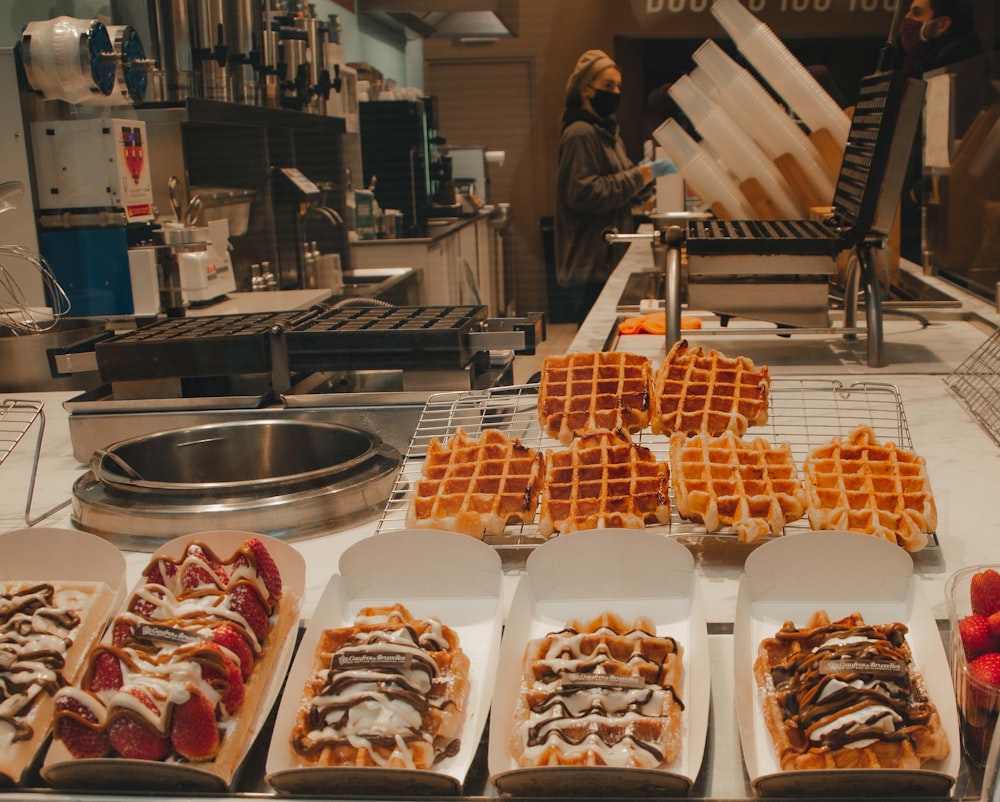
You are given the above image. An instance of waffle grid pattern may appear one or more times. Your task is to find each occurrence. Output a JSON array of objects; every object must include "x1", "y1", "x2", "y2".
[{"x1": 377, "y1": 380, "x2": 937, "y2": 550}]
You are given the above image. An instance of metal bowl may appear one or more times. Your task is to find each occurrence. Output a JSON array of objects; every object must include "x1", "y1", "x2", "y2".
[{"x1": 72, "y1": 419, "x2": 402, "y2": 549}]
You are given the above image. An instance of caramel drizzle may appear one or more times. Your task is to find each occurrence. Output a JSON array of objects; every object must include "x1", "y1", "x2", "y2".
[{"x1": 768, "y1": 622, "x2": 934, "y2": 751}]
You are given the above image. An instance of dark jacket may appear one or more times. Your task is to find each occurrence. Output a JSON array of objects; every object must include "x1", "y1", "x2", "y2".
[{"x1": 555, "y1": 107, "x2": 649, "y2": 287}]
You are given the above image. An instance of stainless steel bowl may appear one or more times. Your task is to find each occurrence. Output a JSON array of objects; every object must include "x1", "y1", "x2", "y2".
[{"x1": 72, "y1": 419, "x2": 402, "y2": 549}]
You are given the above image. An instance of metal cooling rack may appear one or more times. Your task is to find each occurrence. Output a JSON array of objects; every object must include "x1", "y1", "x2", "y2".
[
  {"x1": 0, "y1": 398, "x2": 70, "y2": 525},
  {"x1": 944, "y1": 328, "x2": 1000, "y2": 448},
  {"x1": 376, "y1": 379, "x2": 935, "y2": 548}
]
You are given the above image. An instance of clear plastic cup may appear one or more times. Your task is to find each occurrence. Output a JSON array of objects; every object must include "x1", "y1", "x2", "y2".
[
  {"x1": 693, "y1": 39, "x2": 836, "y2": 200},
  {"x1": 653, "y1": 119, "x2": 754, "y2": 219},
  {"x1": 711, "y1": 0, "x2": 850, "y2": 146},
  {"x1": 946, "y1": 564, "x2": 1000, "y2": 766},
  {"x1": 669, "y1": 76, "x2": 804, "y2": 217}
]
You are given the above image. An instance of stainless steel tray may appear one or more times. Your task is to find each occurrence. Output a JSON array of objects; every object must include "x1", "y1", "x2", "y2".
[{"x1": 376, "y1": 379, "x2": 940, "y2": 553}]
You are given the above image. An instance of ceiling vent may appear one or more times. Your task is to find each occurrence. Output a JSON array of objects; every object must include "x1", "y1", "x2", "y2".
[{"x1": 357, "y1": 0, "x2": 518, "y2": 39}]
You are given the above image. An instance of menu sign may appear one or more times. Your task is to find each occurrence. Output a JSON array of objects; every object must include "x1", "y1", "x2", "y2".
[{"x1": 630, "y1": 0, "x2": 897, "y2": 36}]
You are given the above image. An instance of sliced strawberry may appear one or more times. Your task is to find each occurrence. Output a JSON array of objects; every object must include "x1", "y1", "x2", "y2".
[
  {"x1": 170, "y1": 688, "x2": 220, "y2": 761},
  {"x1": 195, "y1": 643, "x2": 245, "y2": 714},
  {"x1": 108, "y1": 715, "x2": 170, "y2": 760},
  {"x1": 54, "y1": 694, "x2": 109, "y2": 758},
  {"x1": 146, "y1": 562, "x2": 165, "y2": 586},
  {"x1": 181, "y1": 563, "x2": 220, "y2": 591},
  {"x1": 129, "y1": 587, "x2": 164, "y2": 619},
  {"x1": 213, "y1": 623, "x2": 255, "y2": 681},
  {"x1": 228, "y1": 583, "x2": 269, "y2": 641},
  {"x1": 245, "y1": 537, "x2": 282, "y2": 604},
  {"x1": 112, "y1": 620, "x2": 135, "y2": 646},
  {"x1": 90, "y1": 650, "x2": 124, "y2": 692},
  {"x1": 188, "y1": 544, "x2": 230, "y2": 586}
]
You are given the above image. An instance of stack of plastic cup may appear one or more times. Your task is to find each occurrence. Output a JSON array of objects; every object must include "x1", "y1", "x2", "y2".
[
  {"x1": 693, "y1": 39, "x2": 837, "y2": 204},
  {"x1": 711, "y1": 0, "x2": 850, "y2": 148},
  {"x1": 669, "y1": 75, "x2": 804, "y2": 218},
  {"x1": 653, "y1": 119, "x2": 755, "y2": 219}
]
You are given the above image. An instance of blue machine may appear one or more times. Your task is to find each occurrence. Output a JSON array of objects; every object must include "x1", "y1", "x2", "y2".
[{"x1": 39, "y1": 228, "x2": 134, "y2": 316}]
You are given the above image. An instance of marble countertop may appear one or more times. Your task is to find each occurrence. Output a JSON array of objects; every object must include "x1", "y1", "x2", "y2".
[{"x1": 1, "y1": 242, "x2": 999, "y2": 798}]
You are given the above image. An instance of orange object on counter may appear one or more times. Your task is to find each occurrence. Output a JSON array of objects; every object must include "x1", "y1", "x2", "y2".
[{"x1": 618, "y1": 313, "x2": 702, "y2": 335}]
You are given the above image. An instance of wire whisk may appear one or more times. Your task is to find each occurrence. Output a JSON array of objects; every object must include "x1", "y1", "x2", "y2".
[{"x1": 0, "y1": 245, "x2": 72, "y2": 335}]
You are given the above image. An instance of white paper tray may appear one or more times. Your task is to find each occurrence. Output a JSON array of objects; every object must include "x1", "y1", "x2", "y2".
[
  {"x1": 734, "y1": 531, "x2": 960, "y2": 797},
  {"x1": 41, "y1": 530, "x2": 305, "y2": 793},
  {"x1": 488, "y1": 531, "x2": 709, "y2": 796},
  {"x1": 376, "y1": 379, "x2": 939, "y2": 554},
  {"x1": 265, "y1": 529, "x2": 503, "y2": 796}
]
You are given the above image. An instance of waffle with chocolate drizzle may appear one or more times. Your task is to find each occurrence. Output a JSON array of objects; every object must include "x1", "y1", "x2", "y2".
[
  {"x1": 754, "y1": 610, "x2": 950, "y2": 770},
  {"x1": 510, "y1": 612, "x2": 684, "y2": 769}
]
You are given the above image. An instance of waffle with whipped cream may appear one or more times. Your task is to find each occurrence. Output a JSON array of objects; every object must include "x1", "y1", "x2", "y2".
[
  {"x1": 538, "y1": 352, "x2": 652, "y2": 445},
  {"x1": 802, "y1": 425, "x2": 937, "y2": 552},
  {"x1": 511, "y1": 612, "x2": 684, "y2": 768},
  {"x1": 290, "y1": 604, "x2": 470, "y2": 769},
  {"x1": 754, "y1": 610, "x2": 950, "y2": 770},
  {"x1": 651, "y1": 340, "x2": 769, "y2": 437}
]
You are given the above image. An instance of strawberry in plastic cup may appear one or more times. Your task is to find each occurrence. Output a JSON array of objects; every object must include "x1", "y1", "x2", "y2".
[{"x1": 947, "y1": 565, "x2": 1000, "y2": 765}]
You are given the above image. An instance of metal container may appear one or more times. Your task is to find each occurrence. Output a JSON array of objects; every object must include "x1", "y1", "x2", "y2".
[
  {"x1": 71, "y1": 419, "x2": 402, "y2": 548},
  {"x1": 0, "y1": 318, "x2": 107, "y2": 392}
]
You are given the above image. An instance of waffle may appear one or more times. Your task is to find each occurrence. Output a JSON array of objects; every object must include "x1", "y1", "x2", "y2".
[
  {"x1": 754, "y1": 610, "x2": 950, "y2": 770},
  {"x1": 290, "y1": 603, "x2": 470, "y2": 769},
  {"x1": 651, "y1": 340, "x2": 770, "y2": 437},
  {"x1": 511, "y1": 612, "x2": 684, "y2": 769},
  {"x1": 537, "y1": 429, "x2": 670, "y2": 536},
  {"x1": 406, "y1": 428, "x2": 544, "y2": 539},
  {"x1": 0, "y1": 580, "x2": 116, "y2": 784},
  {"x1": 51, "y1": 537, "x2": 297, "y2": 771},
  {"x1": 669, "y1": 431, "x2": 807, "y2": 542},
  {"x1": 802, "y1": 425, "x2": 937, "y2": 552},
  {"x1": 538, "y1": 352, "x2": 652, "y2": 445}
]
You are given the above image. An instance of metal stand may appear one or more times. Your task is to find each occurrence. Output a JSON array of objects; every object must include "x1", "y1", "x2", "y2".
[{"x1": 0, "y1": 399, "x2": 71, "y2": 526}]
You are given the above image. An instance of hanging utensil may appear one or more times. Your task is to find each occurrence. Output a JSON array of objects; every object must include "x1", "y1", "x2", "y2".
[{"x1": 168, "y1": 175, "x2": 183, "y2": 221}]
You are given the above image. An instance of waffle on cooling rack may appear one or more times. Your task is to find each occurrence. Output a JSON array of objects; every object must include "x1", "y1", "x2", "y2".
[
  {"x1": 406, "y1": 428, "x2": 544, "y2": 539},
  {"x1": 538, "y1": 352, "x2": 652, "y2": 445},
  {"x1": 802, "y1": 425, "x2": 936, "y2": 552},
  {"x1": 754, "y1": 610, "x2": 950, "y2": 770},
  {"x1": 669, "y1": 431, "x2": 807, "y2": 542},
  {"x1": 651, "y1": 340, "x2": 769, "y2": 437},
  {"x1": 511, "y1": 612, "x2": 684, "y2": 769},
  {"x1": 291, "y1": 604, "x2": 470, "y2": 769},
  {"x1": 537, "y1": 429, "x2": 670, "y2": 536}
]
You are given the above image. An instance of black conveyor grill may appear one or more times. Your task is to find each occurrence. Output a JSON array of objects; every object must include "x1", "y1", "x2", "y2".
[
  {"x1": 675, "y1": 70, "x2": 927, "y2": 366},
  {"x1": 75, "y1": 304, "x2": 542, "y2": 399}
]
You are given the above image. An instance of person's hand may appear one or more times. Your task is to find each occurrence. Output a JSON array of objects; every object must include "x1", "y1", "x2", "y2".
[{"x1": 651, "y1": 159, "x2": 678, "y2": 177}]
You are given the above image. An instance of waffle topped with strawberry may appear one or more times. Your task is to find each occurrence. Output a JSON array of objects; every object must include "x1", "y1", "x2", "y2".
[{"x1": 51, "y1": 537, "x2": 293, "y2": 770}]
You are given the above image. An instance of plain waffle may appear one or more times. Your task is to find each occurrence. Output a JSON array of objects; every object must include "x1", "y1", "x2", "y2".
[
  {"x1": 538, "y1": 352, "x2": 652, "y2": 445},
  {"x1": 537, "y1": 429, "x2": 670, "y2": 536},
  {"x1": 406, "y1": 428, "x2": 544, "y2": 539},
  {"x1": 754, "y1": 610, "x2": 950, "y2": 770},
  {"x1": 669, "y1": 431, "x2": 807, "y2": 542},
  {"x1": 651, "y1": 340, "x2": 770, "y2": 437},
  {"x1": 802, "y1": 425, "x2": 937, "y2": 552},
  {"x1": 290, "y1": 604, "x2": 470, "y2": 769},
  {"x1": 511, "y1": 612, "x2": 684, "y2": 769}
]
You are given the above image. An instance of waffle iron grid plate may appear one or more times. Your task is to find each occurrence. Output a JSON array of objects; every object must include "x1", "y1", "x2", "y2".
[{"x1": 376, "y1": 379, "x2": 940, "y2": 556}]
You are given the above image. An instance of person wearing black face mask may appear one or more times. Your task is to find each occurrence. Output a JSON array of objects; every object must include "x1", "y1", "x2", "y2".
[{"x1": 554, "y1": 49, "x2": 675, "y2": 325}]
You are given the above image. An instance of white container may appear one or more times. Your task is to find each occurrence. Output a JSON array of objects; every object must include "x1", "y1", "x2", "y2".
[
  {"x1": 712, "y1": 0, "x2": 850, "y2": 148},
  {"x1": 669, "y1": 76, "x2": 804, "y2": 217},
  {"x1": 654, "y1": 119, "x2": 755, "y2": 219}
]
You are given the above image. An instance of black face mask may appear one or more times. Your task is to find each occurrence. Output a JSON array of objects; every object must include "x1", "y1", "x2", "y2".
[{"x1": 589, "y1": 88, "x2": 621, "y2": 118}]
